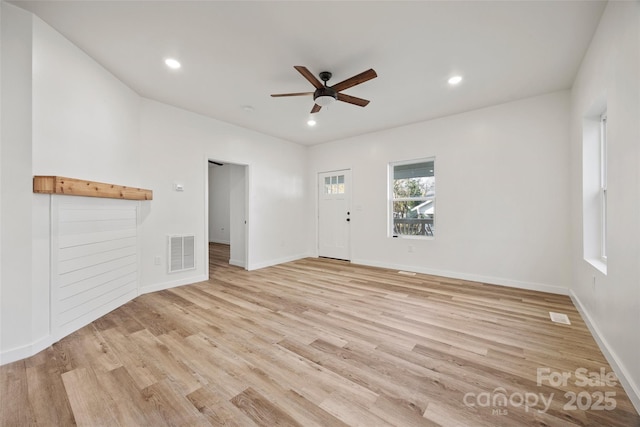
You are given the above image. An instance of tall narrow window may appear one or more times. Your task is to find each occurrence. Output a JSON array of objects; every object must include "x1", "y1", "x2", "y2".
[
  {"x1": 600, "y1": 113, "x2": 607, "y2": 261},
  {"x1": 389, "y1": 158, "x2": 435, "y2": 237},
  {"x1": 582, "y1": 104, "x2": 607, "y2": 273}
]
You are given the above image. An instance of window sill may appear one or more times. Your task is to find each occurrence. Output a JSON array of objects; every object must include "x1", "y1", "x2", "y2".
[
  {"x1": 586, "y1": 257, "x2": 607, "y2": 275},
  {"x1": 392, "y1": 235, "x2": 435, "y2": 241}
]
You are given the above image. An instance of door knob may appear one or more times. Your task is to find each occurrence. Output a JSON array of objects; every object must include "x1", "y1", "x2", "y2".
[{"x1": 346, "y1": 218, "x2": 351, "y2": 222}]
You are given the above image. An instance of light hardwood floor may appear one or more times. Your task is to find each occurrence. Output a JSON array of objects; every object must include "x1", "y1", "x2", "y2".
[{"x1": 1, "y1": 243, "x2": 638, "y2": 426}]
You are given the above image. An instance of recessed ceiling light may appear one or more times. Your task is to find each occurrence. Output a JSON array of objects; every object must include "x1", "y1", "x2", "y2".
[
  {"x1": 164, "y1": 58, "x2": 181, "y2": 70},
  {"x1": 307, "y1": 119, "x2": 316, "y2": 127},
  {"x1": 448, "y1": 75, "x2": 463, "y2": 85}
]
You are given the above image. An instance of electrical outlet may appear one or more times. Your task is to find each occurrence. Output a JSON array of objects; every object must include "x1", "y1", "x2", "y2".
[
  {"x1": 154, "y1": 256, "x2": 161, "y2": 266},
  {"x1": 408, "y1": 245, "x2": 413, "y2": 253},
  {"x1": 592, "y1": 275, "x2": 596, "y2": 291}
]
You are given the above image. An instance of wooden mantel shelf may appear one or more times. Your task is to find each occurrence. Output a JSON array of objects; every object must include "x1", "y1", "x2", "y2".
[{"x1": 33, "y1": 176, "x2": 153, "y2": 201}]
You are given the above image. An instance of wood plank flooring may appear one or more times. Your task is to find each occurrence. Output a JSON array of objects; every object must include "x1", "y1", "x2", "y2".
[{"x1": 1, "y1": 243, "x2": 638, "y2": 426}]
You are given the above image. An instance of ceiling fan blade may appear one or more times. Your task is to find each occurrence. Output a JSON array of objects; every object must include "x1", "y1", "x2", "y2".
[
  {"x1": 310, "y1": 104, "x2": 322, "y2": 114},
  {"x1": 337, "y1": 93, "x2": 370, "y2": 107},
  {"x1": 331, "y1": 69, "x2": 377, "y2": 92},
  {"x1": 294, "y1": 66, "x2": 323, "y2": 89},
  {"x1": 271, "y1": 92, "x2": 313, "y2": 97}
]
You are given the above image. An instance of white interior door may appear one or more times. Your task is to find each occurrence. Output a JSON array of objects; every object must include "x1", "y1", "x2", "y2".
[{"x1": 318, "y1": 170, "x2": 351, "y2": 260}]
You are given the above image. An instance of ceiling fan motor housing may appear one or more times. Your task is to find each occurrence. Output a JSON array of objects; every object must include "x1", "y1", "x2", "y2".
[
  {"x1": 313, "y1": 86, "x2": 338, "y2": 103},
  {"x1": 314, "y1": 71, "x2": 337, "y2": 104}
]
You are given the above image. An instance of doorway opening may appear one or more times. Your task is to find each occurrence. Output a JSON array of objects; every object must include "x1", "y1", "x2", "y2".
[{"x1": 207, "y1": 159, "x2": 248, "y2": 276}]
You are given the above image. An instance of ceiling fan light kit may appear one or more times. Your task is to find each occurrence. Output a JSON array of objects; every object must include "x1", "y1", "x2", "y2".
[
  {"x1": 314, "y1": 71, "x2": 337, "y2": 107},
  {"x1": 313, "y1": 89, "x2": 337, "y2": 107},
  {"x1": 272, "y1": 66, "x2": 377, "y2": 114}
]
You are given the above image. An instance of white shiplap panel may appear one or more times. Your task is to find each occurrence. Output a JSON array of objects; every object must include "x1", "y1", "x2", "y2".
[
  {"x1": 58, "y1": 272, "x2": 137, "y2": 315},
  {"x1": 58, "y1": 246, "x2": 137, "y2": 275},
  {"x1": 58, "y1": 218, "x2": 136, "y2": 236},
  {"x1": 57, "y1": 283, "x2": 137, "y2": 328},
  {"x1": 51, "y1": 196, "x2": 139, "y2": 341},
  {"x1": 59, "y1": 236, "x2": 137, "y2": 261},
  {"x1": 56, "y1": 196, "x2": 136, "y2": 210},
  {"x1": 59, "y1": 208, "x2": 137, "y2": 222},
  {"x1": 59, "y1": 228, "x2": 137, "y2": 249},
  {"x1": 58, "y1": 254, "x2": 137, "y2": 288},
  {"x1": 58, "y1": 262, "x2": 137, "y2": 300}
]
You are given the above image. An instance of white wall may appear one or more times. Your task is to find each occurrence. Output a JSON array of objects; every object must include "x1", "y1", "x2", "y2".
[
  {"x1": 569, "y1": 1, "x2": 640, "y2": 411},
  {"x1": 32, "y1": 17, "x2": 141, "y2": 184},
  {"x1": 0, "y1": 3, "x2": 34, "y2": 363},
  {"x1": 309, "y1": 91, "x2": 571, "y2": 294},
  {"x1": 208, "y1": 163, "x2": 231, "y2": 244},
  {"x1": 138, "y1": 99, "x2": 310, "y2": 292}
]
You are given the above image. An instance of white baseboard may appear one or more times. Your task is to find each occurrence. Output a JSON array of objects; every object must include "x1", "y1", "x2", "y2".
[
  {"x1": 350, "y1": 258, "x2": 569, "y2": 295},
  {"x1": 229, "y1": 258, "x2": 246, "y2": 268},
  {"x1": 140, "y1": 273, "x2": 209, "y2": 294},
  {"x1": 570, "y1": 290, "x2": 640, "y2": 414},
  {"x1": 0, "y1": 335, "x2": 54, "y2": 366},
  {"x1": 247, "y1": 253, "x2": 312, "y2": 271}
]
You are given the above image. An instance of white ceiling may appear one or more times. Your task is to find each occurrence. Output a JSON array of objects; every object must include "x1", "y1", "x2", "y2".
[{"x1": 13, "y1": 0, "x2": 606, "y2": 146}]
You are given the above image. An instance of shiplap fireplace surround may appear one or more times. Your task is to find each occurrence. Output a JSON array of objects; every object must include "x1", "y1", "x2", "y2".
[{"x1": 33, "y1": 176, "x2": 152, "y2": 342}]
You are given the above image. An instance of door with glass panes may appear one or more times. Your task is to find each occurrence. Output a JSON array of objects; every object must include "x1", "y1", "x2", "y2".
[{"x1": 318, "y1": 170, "x2": 351, "y2": 260}]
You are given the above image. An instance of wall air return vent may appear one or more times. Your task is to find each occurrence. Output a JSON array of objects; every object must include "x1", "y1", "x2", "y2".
[{"x1": 168, "y1": 234, "x2": 196, "y2": 273}]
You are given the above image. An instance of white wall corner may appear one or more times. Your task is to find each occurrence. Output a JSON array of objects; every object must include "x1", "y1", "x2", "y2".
[
  {"x1": 247, "y1": 253, "x2": 313, "y2": 271},
  {"x1": 139, "y1": 274, "x2": 209, "y2": 295},
  {"x1": 229, "y1": 258, "x2": 246, "y2": 268}
]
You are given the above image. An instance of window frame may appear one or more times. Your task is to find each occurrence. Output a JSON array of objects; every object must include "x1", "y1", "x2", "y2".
[
  {"x1": 599, "y1": 113, "x2": 607, "y2": 262},
  {"x1": 323, "y1": 173, "x2": 345, "y2": 195},
  {"x1": 388, "y1": 157, "x2": 436, "y2": 239}
]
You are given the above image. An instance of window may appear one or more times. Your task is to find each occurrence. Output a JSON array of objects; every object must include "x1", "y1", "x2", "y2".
[
  {"x1": 600, "y1": 113, "x2": 607, "y2": 261},
  {"x1": 582, "y1": 104, "x2": 607, "y2": 273},
  {"x1": 389, "y1": 158, "x2": 435, "y2": 237},
  {"x1": 324, "y1": 174, "x2": 345, "y2": 194}
]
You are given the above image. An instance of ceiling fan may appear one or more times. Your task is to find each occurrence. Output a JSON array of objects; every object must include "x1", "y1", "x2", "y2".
[{"x1": 271, "y1": 66, "x2": 377, "y2": 114}]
